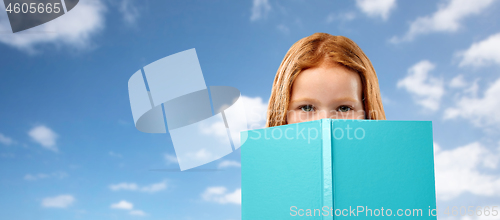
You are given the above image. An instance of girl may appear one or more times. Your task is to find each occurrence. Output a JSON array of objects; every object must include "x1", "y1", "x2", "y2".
[{"x1": 266, "y1": 33, "x2": 386, "y2": 127}]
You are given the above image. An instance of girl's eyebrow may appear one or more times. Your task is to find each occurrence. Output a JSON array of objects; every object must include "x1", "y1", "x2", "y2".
[
  {"x1": 331, "y1": 97, "x2": 359, "y2": 103},
  {"x1": 290, "y1": 97, "x2": 359, "y2": 105},
  {"x1": 289, "y1": 97, "x2": 321, "y2": 105}
]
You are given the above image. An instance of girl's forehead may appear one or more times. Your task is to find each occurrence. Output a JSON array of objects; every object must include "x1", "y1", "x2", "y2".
[{"x1": 290, "y1": 66, "x2": 363, "y2": 104}]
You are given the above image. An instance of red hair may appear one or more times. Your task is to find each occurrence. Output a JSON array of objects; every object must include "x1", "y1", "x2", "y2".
[{"x1": 266, "y1": 33, "x2": 386, "y2": 127}]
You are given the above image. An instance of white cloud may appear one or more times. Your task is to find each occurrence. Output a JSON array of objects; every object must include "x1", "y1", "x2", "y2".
[
  {"x1": 250, "y1": 0, "x2": 271, "y2": 21},
  {"x1": 171, "y1": 141, "x2": 224, "y2": 169},
  {"x1": 276, "y1": 24, "x2": 289, "y2": 34},
  {"x1": 28, "y1": 125, "x2": 59, "y2": 152},
  {"x1": 109, "y1": 180, "x2": 167, "y2": 193},
  {"x1": 439, "y1": 214, "x2": 500, "y2": 220},
  {"x1": 166, "y1": 95, "x2": 266, "y2": 170},
  {"x1": 195, "y1": 95, "x2": 267, "y2": 150},
  {"x1": 434, "y1": 142, "x2": 500, "y2": 201},
  {"x1": 41, "y1": 194, "x2": 75, "y2": 208},
  {"x1": 111, "y1": 200, "x2": 133, "y2": 210},
  {"x1": 119, "y1": 0, "x2": 140, "y2": 25},
  {"x1": 0, "y1": 133, "x2": 15, "y2": 145},
  {"x1": 164, "y1": 153, "x2": 178, "y2": 165},
  {"x1": 129, "y1": 210, "x2": 147, "y2": 216},
  {"x1": 397, "y1": 60, "x2": 444, "y2": 111},
  {"x1": 355, "y1": 0, "x2": 396, "y2": 20},
  {"x1": 458, "y1": 213, "x2": 500, "y2": 220},
  {"x1": 391, "y1": 0, "x2": 496, "y2": 43},
  {"x1": 140, "y1": 180, "x2": 167, "y2": 193},
  {"x1": 199, "y1": 120, "x2": 228, "y2": 146},
  {"x1": 111, "y1": 200, "x2": 147, "y2": 216},
  {"x1": 0, "y1": 0, "x2": 106, "y2": 53},
  {"x1": 25, "y1": 173, "x2": 49, "y2": 181},
  {"x1": 24, "y1": 171, "x2": 67, "y2": 181},
  {"x1": 444, "y1": 77, "x2": 500, "y2": 127},
  {"x1": 326, "y1": 12, "x2": 356, "y2": 23},
  {"x1": 465, "y1": 79, "x2": 480, "y2": 97},
  {"x1": 218, "y1": 160, "x2": 241, "y2": 169},
  {"x1": 457, "y1": 32, "x2": 500, "y2": 67},
  {"x1": 449, "y1": 74, "x2": 467, "y2": 88},
  {"x1": 241, "y1": 96, "x2": 268, "y2": 130},
  {"x1": 201, "y1": 187, "x2": 241, "y2": 205},
  {"x1": 109, "y1": 182, "x2": 138, "y2": 191}
]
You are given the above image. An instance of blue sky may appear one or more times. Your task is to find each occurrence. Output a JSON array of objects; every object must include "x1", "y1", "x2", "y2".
[{"x1": 1, "y1": 0, "x2": 500, "y2": 219}]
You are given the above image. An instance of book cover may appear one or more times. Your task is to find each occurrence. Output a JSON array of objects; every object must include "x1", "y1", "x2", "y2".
[{"x1": 241, "y1": 119, "x2": 437, "y2": 219}]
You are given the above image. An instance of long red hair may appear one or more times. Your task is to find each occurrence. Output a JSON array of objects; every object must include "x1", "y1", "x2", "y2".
[{"x1": 266, "y1": 33, "x2": 386, "y2": 127}]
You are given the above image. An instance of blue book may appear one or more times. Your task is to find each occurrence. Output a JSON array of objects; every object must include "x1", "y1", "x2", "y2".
[{"x1": 241, "y1": 119, "x2": 437, "y2": 219}]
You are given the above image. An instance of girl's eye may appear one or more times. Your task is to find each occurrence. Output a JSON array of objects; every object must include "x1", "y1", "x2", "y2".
[
  {"x1": 338, "y1": 105, "x2": 352, "y2": 112},
  {"x1": 300, "y1": 105, "x2": 314, "y2": 112}
]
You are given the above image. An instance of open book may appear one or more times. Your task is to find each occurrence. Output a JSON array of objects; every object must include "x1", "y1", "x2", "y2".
[{"x1": 241, "y1": 119, "x2": 437, "y2": 219}]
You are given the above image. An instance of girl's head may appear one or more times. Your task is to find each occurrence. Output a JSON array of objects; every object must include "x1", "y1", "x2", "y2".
[{"x1": 266, "y1": 33, "x2": 386, "y2": 127}]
